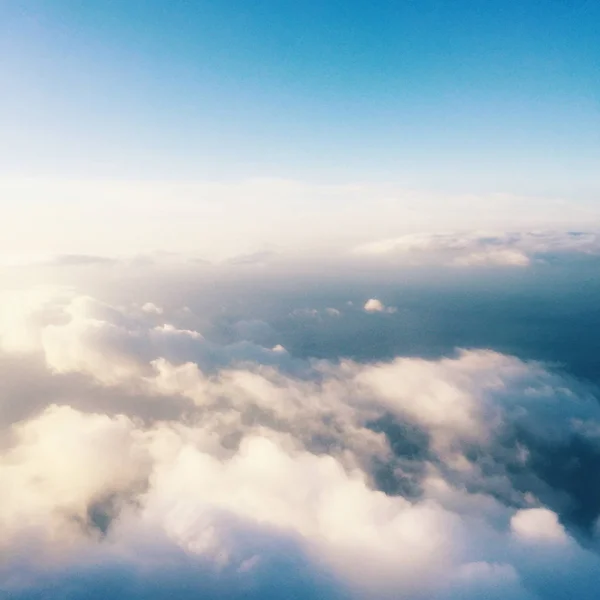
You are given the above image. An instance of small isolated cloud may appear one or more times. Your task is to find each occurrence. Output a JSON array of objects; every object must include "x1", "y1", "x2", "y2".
[
  {"x1": 364, "y1": 298, "x2": 385, "y2": 312},
  {"x1": 364, "y1": 299, "x2": 396, "y2": 313}
]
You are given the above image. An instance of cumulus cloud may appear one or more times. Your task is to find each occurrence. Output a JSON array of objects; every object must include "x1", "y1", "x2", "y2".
[
  {"x1": 2, "y1": 285, "x2": 600, "y2": 599},
  {"x1": 511, "y1": 508, "x2": 568, "y2": 544},
  {"x1": 364, "y1": 299, "x2": 396, "y2": 313},
  {"x1": 364, "y1": 299, "x2": 385, "y2": 312},
  {"x1": 0, "y1": 291, "x2": 293, "y2": 385}
]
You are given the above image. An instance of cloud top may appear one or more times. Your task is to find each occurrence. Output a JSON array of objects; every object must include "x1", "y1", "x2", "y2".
[{"x1": 1, "y1": 286, "x2": 600, "y2": 599}]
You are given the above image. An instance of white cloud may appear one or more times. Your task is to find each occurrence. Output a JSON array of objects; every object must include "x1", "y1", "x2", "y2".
[
  {"x1": 141, "y1": 302, "x2": 164, "y2": 315},
  {"x1": 364, "y1": 298, "x2": 385, "y2": 312},
  {"x1": 0, "y1": 292, "x2": 291, "y2": 385},
  {"x1": 511, "y1": 508, "x2": 568, "y2": 544},
  {"x1": 0, "y1": 286, "x2": 75, "y2": 354},
  {"x1": 3, "y1": 286, "x2": 600, "y2": 598},
  {"x1": 353, "y1": 231, "x2": 600, "y2": 267},
  {"x1": 364, "y1": 299, "x2": 396, "y2": 313},
  {"x1": 1, "y1": 176, "x2": 597, "y2": 263},
  {"x1": 0, "y1": 405, "x2": 152, "y2": 547}
]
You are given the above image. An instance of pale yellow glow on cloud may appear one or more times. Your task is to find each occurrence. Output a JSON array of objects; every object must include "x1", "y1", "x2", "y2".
[{"x1": 0, "y1": 177, "x2": 595, "y2": 262}]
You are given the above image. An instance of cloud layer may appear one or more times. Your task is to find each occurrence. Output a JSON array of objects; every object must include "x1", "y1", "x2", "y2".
[
  {"x1": 2, "y1": 283, "x2": 600, "y2": 599},
  {"x1": 3, "y1": 177, "x2": 597, "y2": 262},
  {"x1": 354, "y1": 230, "x2": 600, "y2": 267}
]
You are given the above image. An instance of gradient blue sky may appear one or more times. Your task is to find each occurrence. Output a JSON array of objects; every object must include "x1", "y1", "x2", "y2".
[{"x1": 0, "y1": 1, "x2": 598, "y2": 258}]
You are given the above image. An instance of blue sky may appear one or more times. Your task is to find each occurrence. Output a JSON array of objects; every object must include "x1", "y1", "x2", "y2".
[{"x1": 0, "y1": 1, "x2": 598, "y2": 258}]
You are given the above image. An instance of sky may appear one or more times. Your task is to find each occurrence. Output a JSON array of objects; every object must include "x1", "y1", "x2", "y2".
[
  {"x1": 0, "y1": 0, "x2": 599, "y2": 259},
  {"x1": 4, "y1": 3, "x2": 600, "y2": 600}
]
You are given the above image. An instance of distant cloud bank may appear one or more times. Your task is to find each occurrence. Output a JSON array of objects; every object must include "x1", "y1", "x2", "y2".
[{"x1": 353, "y1": 230, "x2": 600, "y2": 267}]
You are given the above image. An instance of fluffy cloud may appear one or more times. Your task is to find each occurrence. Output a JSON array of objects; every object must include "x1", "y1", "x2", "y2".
[
  {"x1": 0, "y1": 291, "x2": 293, "y2": 385},
  {"x1": 511, "y1": 508, "x2": 568, "y2": 544},
  {"x1": 363, "y1": 299, "x2": 396, "y2": 313},
  {"x1": 364, "y1": 298, "x2": 385, "y2": 312},
  {"x1": 2, "y1": 287, "x2": 600, "y2": 599}
]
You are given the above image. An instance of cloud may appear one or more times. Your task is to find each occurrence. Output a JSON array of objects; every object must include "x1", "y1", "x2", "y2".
[
  {"x1": 353, "y1": 231, "x2": 600, "y2": 267},
  {"x1": 292, "y1": 307, "x2": 343, "y2": 320},
  {"x1": 364, "y1": 299, "x2": 385, "y2": 312},
  {"x1": 141, "y1": 302, "x2": 164, "y2": 315},
  {"x1": 454, "y1": 248, "x2": 531, "y2": 267},
  {"x1": 364, "y1": 299, "x2": 396, "y2": 313},
  {"x1": 511, "y1": 508, "x2": 568, "y2": 544},
  {"x1": 4, "y1": 228, "x2": 600, "y2": 286},
  {"x1": 3, "y1": 176, "x2": 599, "y2": 263},
  {"x1": 3, "y1": 286, "x2": 600, "y2": 598},
  {"x1": 0, "y1": 292, "x2": 294, "y2": 385}
]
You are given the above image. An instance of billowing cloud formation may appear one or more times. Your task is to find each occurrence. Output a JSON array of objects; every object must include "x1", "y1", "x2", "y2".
[
  {"x1": 354, "y1": 231, "x2": 600, "y2": 267},
  {"x1": 2, "y1": 286, "x2": 600, "y2": 599}
]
